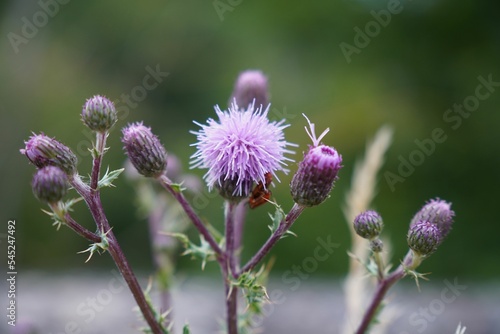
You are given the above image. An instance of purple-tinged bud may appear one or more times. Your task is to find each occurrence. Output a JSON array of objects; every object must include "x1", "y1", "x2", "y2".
[
  {"x1": 230, "y1": 70, "x2": 269, "y2": 109},
  {"x1": 82, "y1": 95, "x2": 117, "y2": 132},
  {"x1": 407, "y1": 221, "x2": 441, "y2": 257},
  {"x1": 21, "y1": 134, "x2": 78, "y2": 175},
  {"x1": 411, "y1": 198, "x2": 454, "y2": 240},
  {"x1": 291, "y1": 115, "x2": 342, "y2": 207},
  {"x1": 32, "y1": 166, "x2": 68, "y2": 203},
  {"x1": 353, "y1": 210, "x2": 384, "y2": 240},
  {"x1": 121, "y1": 122, "x2": 167, "y2": 178}
]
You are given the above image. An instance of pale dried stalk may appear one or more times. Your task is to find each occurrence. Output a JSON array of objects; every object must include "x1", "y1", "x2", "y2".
[{"x1": 341, "y1": 126, "x2": 393, "y2": 334}]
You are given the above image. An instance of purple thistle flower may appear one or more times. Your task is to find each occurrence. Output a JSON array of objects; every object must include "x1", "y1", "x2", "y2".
[
  {"x1": 20, "y1": 133, "x2": 78, "y2": 175},
  {"x1": 190, "y1": 101, "x2": 295, "y2": 199},
  {"x1": 229, "y1": 70, "x2": 269, "y2": 109},
  {"x1": 32, "y1": 166, "x2": 69, "y2": 203},
  {"x1": 82, "y1": 95, "x2": 117, "y2": 132},
  {"x1": 407, "y1": 220, "x2": 441, "y2": 257},
  {"x1": 122, "y1": 122, "x2": 167, "y2": 178},
  {"x1": 290, "y1": 114, "x2": 342, "y2": 207},
  {"x1": 411, "y1": 198, "x2": 454, "y2": 240}
]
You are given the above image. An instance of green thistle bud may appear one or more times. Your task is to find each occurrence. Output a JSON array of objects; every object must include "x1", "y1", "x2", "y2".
[
  {"x1": 407, "y1": 221, "x2": 441, "y2": 257},
  {"x1": 353, "y1": 210, "x2": 384, "y2": 240},
  {"x1": 121, "y1": 122, "x2": 167, "y2": 178},
  {"x1": 82, "y1": 95, "x2": 117, "y2": 132},
  {"x1": 21, "y1": 134, "x2": 78, "y2": 175},
  {"x1": 370, "y1": 238, "x2": 383, "y2": 253},
  {"x1": 32, "y1": 166, "x2": 69, "y2": 203}
]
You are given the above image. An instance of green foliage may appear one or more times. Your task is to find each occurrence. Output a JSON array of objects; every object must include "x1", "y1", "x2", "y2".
[
  {"x1": 98, "y1": 167, "x2": 124, "y2": 188},
  {"x1": 78, "y1": 229, "x2": 110, "y2": 263},
  {"x1": 231, "y1": 263, "x2": 274, "y2": 332},
  {"x1": 167, "y1": 232, "x2": 217, "y2": 270}
]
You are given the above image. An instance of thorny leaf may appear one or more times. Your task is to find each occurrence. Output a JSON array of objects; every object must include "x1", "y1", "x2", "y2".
[
  {"x1": 404, "y1": 267, "x2": 430, "y2": 291},
  {"x1": 41, "y1": 197, "x2": 83, "y2": 230},
  {"x1": 169, "y1": 182, "x2": 185, "y2": 193},
  {"x1": 165, "y1": 232, "x2": 216, "y2": 270},
  {"x1": 77, "y1": 229, "x2": 110, "y2": 263},
  {"x1": 98, "y1": 167, "x2": 124, "y2": 188}
]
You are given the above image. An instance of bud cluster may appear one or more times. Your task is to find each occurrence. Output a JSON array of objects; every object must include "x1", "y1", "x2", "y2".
[{"x1": 407, "y1": 198, "x2": 455, "y2": 257}]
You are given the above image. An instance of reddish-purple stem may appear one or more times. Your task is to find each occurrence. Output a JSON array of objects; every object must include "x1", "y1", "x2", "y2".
[
  {"x1": 355, "y1": 252, "x2": 413, "y2": 334},
  {"x1": 156, "y1": 175, "x2": 223, "y2": 257},
  {"x1": 238, "y1": 203, "x2": 305, "y2": 276}
]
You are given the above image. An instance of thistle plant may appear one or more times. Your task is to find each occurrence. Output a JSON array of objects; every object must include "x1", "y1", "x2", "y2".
[
  {"x1": 21, "y1": 72, "x2": 457, "y2": 334},
  {"x1": 352, "y1": 198, "x2": 455, "y2": 334}
]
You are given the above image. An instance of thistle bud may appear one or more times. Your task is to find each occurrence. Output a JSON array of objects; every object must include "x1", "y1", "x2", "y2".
[
  {"x1": 121, "y1": 122, "x2": 167, "y2": 178},
  {"x1": 370, "y1": 239, "x2": 383, "y2": 253},
  {"x1": 82, "y1": 95, "x2": 117, "y2": 132},
  {"x1": 21, "y1": 134, "x2": 78, "y2": 175},
  {"x1": 230, "y1": 70, "x2": 269, "y2": 109},
  {"x1": 291, "y1": 115, "x2": 342, "y2": 207},
  {"x1": 32, "y1": 166, "x2": 69, "y2": 203},
  {"x1": 411, "y1": 198, "x2": 454, "y2": 240},
  {"x1": 407, "y1": 221, "x2": 441, "y2": 257},
  {"x1": 353, "y1": 210, "x2": 384, "y2": 240}
]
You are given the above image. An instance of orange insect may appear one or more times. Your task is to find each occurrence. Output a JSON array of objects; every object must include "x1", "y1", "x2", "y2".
[{"x1": 249, "y1": 172, "x2": 272, "y2": 209}]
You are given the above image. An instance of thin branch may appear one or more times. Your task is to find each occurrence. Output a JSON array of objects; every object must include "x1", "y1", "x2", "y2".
[
  {"x1": 63, "y1": 213, "x2": 101, "y2": 243},
  {"x1": 238, "y1": 203, "x2": 305, "y2": 275},
  {"x1": 355, "y1": 252, "x2": 413, "y2": 334},
  {"x1": 156, "y1": 174, "x2": 223, "y2": 257}
]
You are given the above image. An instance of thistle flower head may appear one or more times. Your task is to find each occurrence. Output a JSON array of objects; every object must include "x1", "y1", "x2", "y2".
[
  {"x1": 353, "y1": 210, "x2": 384, "y2": 240},
  {"x1": 407, "y1": 220, "x2": 441, "y2": 257},
  {"x1": 230, "y1": 70, "x2": 269, "y2": 109},
  {"x1": 290, "y1": 114, "x2": 342, "y2": 207},
  {"x1": 190, "y1": 101, "x2": 294, "y2": 199},
  {"x1": 20, "y1": 133, "x2": 78, "y2": 175},
  {"x1": 32, "y1": 166, "x2": 69, "y2": 203},
  {"x1": 411, "y1": 198, "x2": 454, "y2": 240},
  {"x1": 121, "y1": 122, "x2": 167, "y2": 178},
  {"x1": 82, "y1": 95, "x2": 117, "y2": 132}
]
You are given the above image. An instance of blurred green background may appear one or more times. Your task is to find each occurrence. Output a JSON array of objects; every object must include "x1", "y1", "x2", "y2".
[{"x1": 1, "y1": 0, "x2": 499, "y2": 280}]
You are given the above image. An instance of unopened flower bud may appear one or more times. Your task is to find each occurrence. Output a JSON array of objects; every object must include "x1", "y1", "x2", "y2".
[
  {"x1": 353, "y1": 210, "x2": 384, "y2": 240},
  {"x1": 291, "y1": 115, "x2": 342, "y2": 207},
  {"x1": 370, "y1": 239, "x2": 383, "y2": 253},
  {"x1": 230, "y1": 70, "x2": 269, "y2": 109},
  {"x1": 411, "y1": 198, "x2": 454, "y2": 240},
  {"x1": 407, "y1": 221, "x2": 441, "y2": 257},
  {"x1": 32, "y1": 166, "x2": 68, "y2": 203},
  {"x1": 122, "y1": 123, "x2": 167, "y2": 177},
  {"x1": 82, "y1": 95, "x2": 117, "y2": 132},
  {"x1": 21, "y1": 134, "x2": 78, "y2": 175}
]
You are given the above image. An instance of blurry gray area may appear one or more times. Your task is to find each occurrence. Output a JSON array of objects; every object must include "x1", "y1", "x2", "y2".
[{"x1": 2, "y1": 272, "x2": 499, "y2": 334}]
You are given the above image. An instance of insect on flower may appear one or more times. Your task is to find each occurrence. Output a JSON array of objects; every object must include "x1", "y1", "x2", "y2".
[{"x1": 249, "y1": 172, "x2": 273, "y2": 209}]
